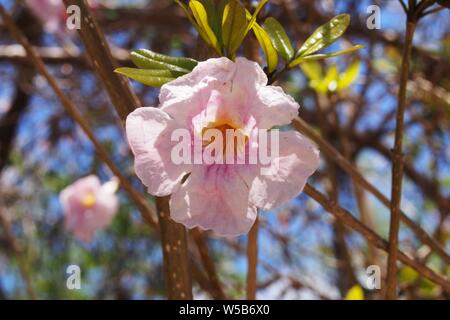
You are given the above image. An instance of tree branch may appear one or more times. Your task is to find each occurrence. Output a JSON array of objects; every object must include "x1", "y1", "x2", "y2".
[
  {"x1": 61, "y1": 0, "x2": 192, "y2": 300},
  {"x1": 303, "y1": 184, "x2": 450, "y2": 292},
  {"x1": 291, "y1": 117, "x2": 450, "y2": 266},
  {"x1": 386, "y1": 17, "x2": 416, "y2": 300}
]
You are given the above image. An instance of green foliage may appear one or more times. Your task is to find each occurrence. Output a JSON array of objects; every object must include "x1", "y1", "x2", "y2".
[
  {"x1": 263, "y1": 17, "x2": 295, "y2": 63},
  {"x1": 296, "y1": 14, "x2": 350, "y2": 57},
  {"x1": 190, "y1": 0, "x2": 222, "y2": 54},
  {"x1": 246, "y1": 11, "x2": 278, "y2": 73},
  {"x1": 115, "y1": 49, "x2": 198, "y2": 87},
  {"x1": 115, "y1": 68, "x2": 176, "y2": 87},
  {"x1": 119, "y1": 5, "x2": 360, "y2": 89},
  {"x1": 261, "y1": 13, "x2": 362, "y2": 77},
  {"x1": 337, "y1": 58, "x2": 360, "y2": 91},
  {"x1": 131, "y1": 49, "x2": 198, "y2": 71},
  {"x1": 301, "y1": 59, "x2": 361, "y2": 94},
  {"x1": 289, "y1": 45, "x2": 363, "y2": 67},
  {"x1": 399, "y1": 266, "x2": 419, "y2": 285},
  {"x1": 222, "y1": 0, "x2": 247, "y2": 58},
  {"x1": 176, "y1": 0, "x2": 222, "y2": 54},
  {"x1": 176, "y1": 0, "x2": 268, "y2": 59}
]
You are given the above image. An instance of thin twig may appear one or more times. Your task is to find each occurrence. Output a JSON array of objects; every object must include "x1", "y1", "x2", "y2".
[
  {"x1": 291, "y1": 117, "x2": 450, "y2": 266},
  {"x1": 386, "y1": 17, "x2": 417, "y2": 300},
  {"x1": 398, "y1": 0, "x2": 408, "y2": 13},
  {"x1": 303, "y1": 184, "x2": 450, "y2": 292},
  {"x1": 420, "y1": 6, "x2": 445, "y2": 18}
]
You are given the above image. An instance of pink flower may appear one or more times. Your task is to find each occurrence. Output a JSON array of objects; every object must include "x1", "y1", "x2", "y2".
[
  {"x1": 25, "y1": 0, "x2": 67, "y2": 35},
  {"x1": 126, "y1": 57, "x2": 320, "y2": 236},
  {"x1": 25, "y1": 0, "x2": 102, "y2": 37},
  {"x1": 60, "y1": 175, "x2": 119, "y2": 242}
]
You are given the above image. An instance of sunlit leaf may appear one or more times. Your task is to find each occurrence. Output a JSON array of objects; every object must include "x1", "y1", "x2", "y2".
[
  {"x1": 300, "y1": 61, "x2": 323, "y2": 82},
  {"x1": 201, "y1": 0, "x2": 222, "y2": 42},
  {"x1": 296, "y1": 14, "x2": 350, "y2": 58},
  {"x1": 189, "y1": 0, "x2": 221, "y2": 54},
  {"x1": 251, "y1": 22, "x2": 279, "y2": 73},
  {"x1": 263, "y1": 17, "x2": 294, "y2": 63},
  {"x1": 313, "y1": 64, "x2": 339, "y2": 94},
  {"x1": 289, "y1": 45, "x2": 364, "y2": 67},
  {"x1": 337, "y1": 59, "x2": 360, "y2": 91},
  {"x1": 344, "y1": 285, "x2": 364, "y2": 300},
  {"x1": 131, "y1": 49, "x2": 197, "y2": 72},
  {"x1": 222, "y1": 0, "x2": 247, "y2": 57},
  {"x1": 244, "y1": 0, "x2": 269, "y2": 35},
  {"x1": 175, "y1": 0, "x2": 211, "y2": 45},
  {"x1": 399, "y1": 266, "x2": 419, "y2": 285},
  {"x1": 115, "y1": 68, "x2": 175, "y2": 87}
]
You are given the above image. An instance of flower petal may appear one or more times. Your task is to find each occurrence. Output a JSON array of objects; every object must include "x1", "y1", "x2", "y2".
[
  {"x1": 126, "y1": 107, "x2": 192, "y2": 196},
  {"x1": 253, "y1": 85, "x2": 300, "y2": 129},
  {"x1": 248, "y1": 131, "x2": 320, "y2": 210},
  {"x1": 170, "y1": 165, "x2": 257, "y2": 236},
  {"x1": 160, "y1": 57, "x2": 268, "y2": 128}
]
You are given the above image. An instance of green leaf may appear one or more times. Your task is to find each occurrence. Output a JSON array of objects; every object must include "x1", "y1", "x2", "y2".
[
  {"x1": 296, "y1": 14, "x2": 350, "y2": 57},
  {"x1": 337, "y1": 59, "x2": 360, "y2": 91},
  {"x1": 289, "y1": 45, "x2": 364, "y2": 67},
  {"x1": 399, "y1": 266, "x2": 419, "y2": 285},
  {"x1": 300, "y1": 61, "x2": 322, "y2": 82},
  {"x1": 244, "y1": 0, "x2": 269, "y2": 35},
  {"x1": 130, "y1": 55, "x2": 189, "y2": 76},
  {"x1": 115, "y1": 68, "x2": 175, "y2": 87},
  {"x1": 131, "y1": 49, "x2": 197, "y2": 71},
  {"x1": 251, "y1": 22, "x2": 279, "y2": 73},
  {"x1": 263, "y1": 17, "x2": 294, "y2": 63},
  {"x1": 201, "y1": 0, "x2": 222, "y2": 42},
  {"x1": 189, "y1": 0, "x2": 221, "y2": 54},
  {"x1": 344, "y1": 285, "x2": 364, "y2": 300},
  {"x1": 175, "y1": 0, "x2": 210, "y2": 44},
  {"x1": 222, "y1": 0, "x2": 247, "y2": 58},
  {"x1": 314, "y1": 64, "x2": 339, "y2": 93}
]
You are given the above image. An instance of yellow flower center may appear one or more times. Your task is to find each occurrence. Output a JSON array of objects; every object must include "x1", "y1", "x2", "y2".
[
  {"x1": 202, "y1": 121, "x2": 248, "y2": 157},
  {"x1": 81, "y1": 192, "x2": 96, "y2": 208}
]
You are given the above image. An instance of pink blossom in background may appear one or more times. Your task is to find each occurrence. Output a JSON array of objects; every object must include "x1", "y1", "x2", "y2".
[
  {"x1": 25, "y1": 0, "x2": 67, "y2": 35},
  {"x1": 126, "y1": 57, "x2": 320, "y2": 237},
  {"x1": 25, "y1": 0, "x2": 102, "y2": 36},
  {"x1": 60, "y1": 175, "x2": 119, "y2": 242}
]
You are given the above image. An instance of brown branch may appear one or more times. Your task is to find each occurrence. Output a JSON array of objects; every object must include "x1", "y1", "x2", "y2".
[
  {"x1": 386, "y1": 16, "x2": 417, "y2": 299},
  {"x1": 0, "y1": 4, "x2": 158, "y2": 230},
  {"x1": 62, "y1": 0, "x2": 137, "y2": 121},
  {"x1": 61, "y1": 0, "x2": 192, "y2": 300},
  {"x1": 0, "y1": 44, "x2": 131, "y2": 66},
  {"x1": 291, "y1": 117, "x2": 450, "y2": 266},
  {"x1": 303, "y1": 184, "x2": 450, "y2": 292},
  {"x1": 156, "y1": 196, "x2": 192, "y2": 299},
  {"x1": 246, "y1": 218, "x2": 259, "y2": 300}
]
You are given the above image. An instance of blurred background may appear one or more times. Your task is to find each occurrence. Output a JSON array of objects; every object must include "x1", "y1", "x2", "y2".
[{"x1": 0, "y1": 0, "x2": 449, "y2": 299}]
